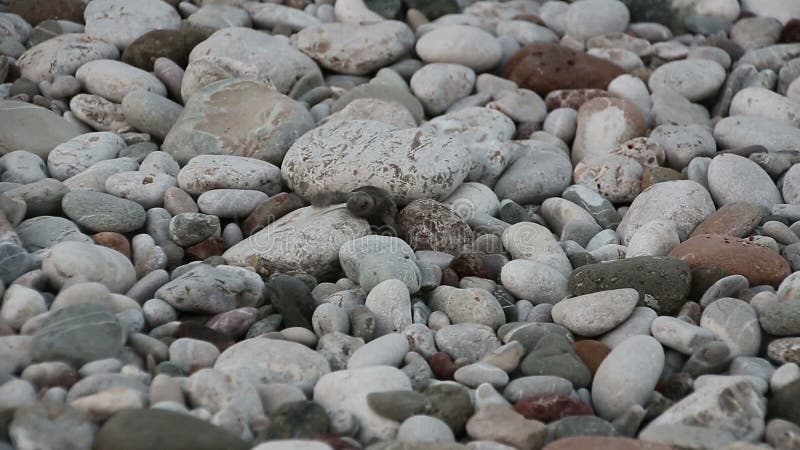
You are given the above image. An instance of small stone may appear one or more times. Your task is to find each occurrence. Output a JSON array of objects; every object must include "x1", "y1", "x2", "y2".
[{"x1": 551, "y1": 289, "x2": 638, "y2": 337}]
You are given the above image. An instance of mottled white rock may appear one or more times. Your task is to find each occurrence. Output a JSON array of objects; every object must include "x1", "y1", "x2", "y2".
[
  {"x1": 177, "y1": 154, "x2": 282, "y2": 195},
  {"x1": 17, "y1": 34, "x2": 120, "y2": 83},
  {"x1": 182, "y1": 27, "x2": 321, "y2": 99},
  {"x1": 1, "y1": 285, "x2": 46, "y2": 331},
  {"x1": 592, "y1": 335, "x2": 664, "y2": 420},
  {"x1": 543, "y1": 108, "x2": 578, "y2": 144},
  {"x1": 47, "y1": 132, "x2": 126, "y2": 181},
  {"x1": 416, "y1": 25, "x2": 503, "y2": 72},
  {"x1": 701, "y1": 298, "x2": 761, "y2": 357},
  {"x1": 639, "y1": 379, "x2": 766, "y2": 448},
  {"x1": 398, "y1": 415, "x2": 455, "y2": 443},
  {"x1": 649, "y1": 59, "x2": 726, "y2": 102},
  {"x1": 293, "y1": 21, "x2": 413, "y2": 75},
  {"x1": 551, "y1": 288, "x2": 638, "y2": 337},
  {"x1": 169, "y1": 338, "x2": 220, "y2": 373},
  {"x1": 571, "y1": 97, "x2": 647, "y2": 164},
  {"x1": 281, "y1": 120, "x2": 471, "y2": 205},
  {"x1": 223, "y1": 205, "x2": 370, "y2": 278},
  {"x1": 607, "y1": 74, "x2": 652, "y2": 119},
  {"x1": 617, "y1": 180, "x2": 716, "y2": 244},
  {"x1": 313, "y1": 366, "x2": 411, "y2": 442},
  {"x1": 84, "y1": 0, "x2": 181, "y2": 49},
  {"x1": 410, "y1": 63, "x2": 475, "y2": 115},
  {"x1": 651, "y1": 316, "x2": 716, "y2": 355}
]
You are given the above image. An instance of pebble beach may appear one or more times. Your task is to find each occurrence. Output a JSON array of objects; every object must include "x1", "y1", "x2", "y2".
[{"x1": 1, "y1": 0, "x2": 800, "y2": 449}]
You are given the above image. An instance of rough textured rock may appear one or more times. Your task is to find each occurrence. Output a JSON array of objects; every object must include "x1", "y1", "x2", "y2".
[{"x1": 282, "y1": 120, "x2": 471, "y2": 205}]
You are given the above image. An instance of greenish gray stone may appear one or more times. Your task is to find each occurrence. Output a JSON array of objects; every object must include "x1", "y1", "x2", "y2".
[
  {"x1": 31, "y1": 304, "x2": 125, "y2": 366},
  {"x1": 94, "y1": 409, "x2": 249, "y2": 450},
  {"x1": 365, "y1": 0, "x2": 402, "y2": 19},
  {"x1": 547, "y1": 415, "x2": 619, "y2": 441},
  {"x1": 568, "y1": 256, "x2": 692, "y2": 315},
  {"x1": 425, "y1": 383, "x2": 473, "y2": 434},
  {"x1": 497, "y1": 322, "x2": 573, "y2": 353},
  {"x1": 258, "y1": 401, "x2": 330, "y2": 441},
  {"x1": 61, "y1": 190, "x2": 146, "y2": 233},
  {"x1": 367, "y1": 390, "x2": 432, "y2": 422},
  {"x1": 520, "y1": 333, "x2": 592, "y2": 388},
  {"x1": 0, "y1": 101, "x2": 82, "y2": 158}
]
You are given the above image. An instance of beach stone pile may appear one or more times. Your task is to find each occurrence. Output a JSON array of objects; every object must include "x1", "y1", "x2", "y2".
[{"x1": 2, "y1": 0, "x2": 800, "y2": 449}]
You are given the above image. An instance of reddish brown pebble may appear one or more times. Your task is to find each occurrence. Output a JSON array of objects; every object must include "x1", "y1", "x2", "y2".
[
  {"x1": 185, "y1": 237, "x2": 227, "y2": 260},
  {"x1": 513, "y1": 394, "x2": 594, "y2": 423},
  {"x1": 429, "y1": 352, "x2": 458, "y2": 380},
  {"x1": 542, "y1": 436, "x2": 677, "y2": 450},
  {"x1": 572, "y1": 340, "x2": 611, "y2": 375},
  {"x1": 92, "y1": 232, "x2": 131, "y2": 259},
  {"x1": 641, "y1": 167, "x2": 685, "y2": 189},
  {"x1": 311, "y1": 435, "x2": 359, "y2": 450},
  {"x1": 669, "y1": 234, "x2": 791, "y2": 287},
  {"x1": 690, "y1": 202, "x2": 763, "y2": 238},
  {"x1": 242, "y1": 192, "x2": 307, "y2": 237},
  {"x1": 440, "y1": 268, "x2": 460, "y2": 287},
  {"x1": 206, "y1": 307, "x2": 259, "y2": 339},
  {"x1": 780, "y1": 18, "x2": 800, "y2": 43},
  {"x1": 503, "y1": 44, "x2": 624, "y2": 96},
  {"x1": 545, "y1": 89, "x2": 609, "y2": 111}
]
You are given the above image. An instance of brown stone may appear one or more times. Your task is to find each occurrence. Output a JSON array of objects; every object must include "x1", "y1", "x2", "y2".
[
  {"x1": 449, "y1": 252, "x2": 504, "y2": 280},
  {"x1": 545, "y1": 89, "x2": 609, "y2": 111},
  {"x1": 688, "y1": 265, "x2": 729, "y2": 301},
  {"x1": 780, "y1": 18, "x2": 800, "y2": 43},
  {"x1": 176, "y1": 321, "x2": 236, "y2": 352},
  {"x1": 242, "y1": 192, "x2": 307, "y2": 237},
  {"x1": 429, "y1": 352, "x2": 457, "y2": 380},
  {"x1": 641, "y1": 167, "x2": 685, "y2": 189},
  {"x1": 122, "y1": 27, "x2": 210, "y2": 71},
  {"x1": 543, "y1": 436, "x2": 677, "y2": 450},
  {"x1": 441, "y1": 268, "x2": 460, "y2": 287},
  {"x1": 513, "y1": 394, "x2": 594, "y2": 422},
  {"x1": 690, "y1": 202, "x2": 764, "y2": 238},
  {"x1": 9, "y1": 0, "x2": 86, "y2": 25},
  {"x1": 185, "y1": 237, "x2": 227, "y2": 260},
  {"x1": 503, "y1": 44, "x2": 624, "y2": 96},
  {"x1": 668, "y1": 234, "x2": 791, "y2": 287},
  {"x1": 92, "y1": 232, "x2": 131, "y2": 259},
  {"x1": 572, "y1": 340, "x2": 610, "y2": 375},
  {"x1": 397, "y1": 199, "x2": 473, "y2": 255}
]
